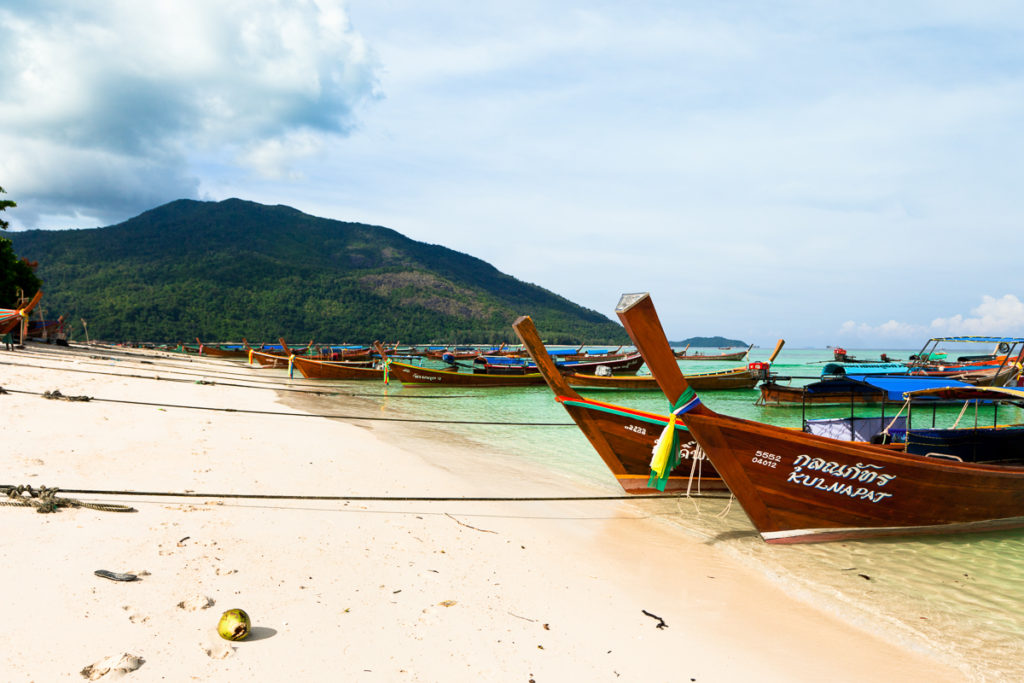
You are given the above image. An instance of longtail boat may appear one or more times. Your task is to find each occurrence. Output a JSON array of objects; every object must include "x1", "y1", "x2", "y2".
[
  {"x1": 474, "y1": 352, "x2": 646, "y2": 376},
  {"x1": 674, "y1": 343, "x2": 752, "y2": 361},
  {"x1": 384, "y1": 360, "x2": 545, "y2": 386},
  {"x1": 194, "y1": 338, "x2": 250, "y2": 358},
  {"x1": 25, "y1": 314, "x2": 66, "y2": 339},
  {"x1": 0, "y1": 290, "x2": 43, "y2": 335},
  {"x1": 280, "y1": 339, "x2": 382, "y2": 380},
  {"x1": 757, "y1": 374, "x2": 978, "y2": 407},
  {"x1": 512, "y1": 316, "x2": 725, "y2": 494},
  {"x1": 565, "y1": 339, "x2": 785, "y2": 391},
  {"x1": 616, "y1": 291, "x2": 1024, "y2": 544}
]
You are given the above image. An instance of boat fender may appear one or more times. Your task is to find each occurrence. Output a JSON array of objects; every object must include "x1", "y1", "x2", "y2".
[{"x1": 999, "y1": 342, "x2": 1011, "y2": 354}]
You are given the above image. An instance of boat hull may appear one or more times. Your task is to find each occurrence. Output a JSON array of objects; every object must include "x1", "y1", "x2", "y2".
[
  {"x1": 555, "y1": 397, "x2": 726, "y2": 493},
  {"x1": 291, "y1": 355, "x2": 383, "y2": 380},
  {"x1": 387, "y1": 361, "x2": 546, "y2": 386},
  {"x1": 683, "y1": 411, "x2": 1024, "y2": 543}
]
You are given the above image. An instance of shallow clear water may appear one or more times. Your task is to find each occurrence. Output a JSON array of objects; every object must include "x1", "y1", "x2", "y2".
[{"x1": 325, "y1": 347, "x2": 1024, "y2": 680}]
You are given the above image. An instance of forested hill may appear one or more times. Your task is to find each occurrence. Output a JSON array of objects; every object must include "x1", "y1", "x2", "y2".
[{"x1": 9, "y1": 198, "x2": 630, "y2": 344}]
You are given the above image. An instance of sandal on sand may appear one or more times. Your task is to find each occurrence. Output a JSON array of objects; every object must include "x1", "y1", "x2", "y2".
[{"x1": 95, "y1": 570, "x2": 138, "y2": 582}]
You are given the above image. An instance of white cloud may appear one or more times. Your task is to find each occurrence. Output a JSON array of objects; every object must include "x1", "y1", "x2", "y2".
[
  {"x1": 838, "y1": 295, "x2": 1024, "y2": 347},
  {"x1": 930, "y1": 294, "x2": 1024, "y2": 335},
  {"x1": 0, "y1": 0, "x2": 379, "y2": 227}
]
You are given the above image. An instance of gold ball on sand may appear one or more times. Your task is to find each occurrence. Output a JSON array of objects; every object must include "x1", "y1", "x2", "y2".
[{"x1": 217, "y1": 609, "x2": 251, "y2": 641}]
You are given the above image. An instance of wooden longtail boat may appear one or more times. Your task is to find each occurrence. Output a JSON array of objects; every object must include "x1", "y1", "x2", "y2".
[
  {"x1": 25, "y1": 314, "x2": 66, "y2": 339},
  {"x1": 384, "y1": 360, "x2": 546, "y2": 386},
  {"x1": 758, "y1": 374, "x2": 983, "y2": 407},
  {"x1": 564, "y1": 339, "x2": 785, "y2": 391},
  {"x1": 0, "y1": 290, "x2": 43, "y2": 335},
  {"x1": 616, "y1": 291, "x2": 1024, "y2": 544},
  {"x1": 512, "y1": 316, "x2": 725, "y2": 494},
  {"x1": 280, "y1": 339, "x2": 383, "y2": 380},
  {"x1": 674, "y1": 343, "x2": 752, "y2": 361},
  {"x1": 194, "y1": 338, "x2": 250, "y2": 358},
  {"x1": 474, "y1": 352, "x2": 646, "y2": 376}
]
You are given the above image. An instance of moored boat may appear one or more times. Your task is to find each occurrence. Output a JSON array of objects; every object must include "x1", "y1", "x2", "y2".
[
  {"x1": 512, "y1": 316, "x2": 725, "y2": 494},
  {"x1": 384, "y1": 359, "x2": 546, "y2": 386},
  {"x1": 674, "y1": 343, "x2": 752, "y2": 361},
  {"x1": 0, "y1": 290, "x2": 43, "y2": 336},
  {"x1": 616, "y1": 291, "x2": 1024, "y2": 544},
  {"x1": 565, "y1": 339, "x2": 785, "y2": 391},
  {"x1": 280, "y1": 339, "x2": 382, "y2": 380}
]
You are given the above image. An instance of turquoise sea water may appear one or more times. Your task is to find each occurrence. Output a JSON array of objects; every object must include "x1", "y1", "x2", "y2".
[{"x1": 319, "y1": 347, "x2": 1024, "y2": 680}]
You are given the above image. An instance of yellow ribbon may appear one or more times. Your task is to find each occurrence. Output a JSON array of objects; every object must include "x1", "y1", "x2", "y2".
[{"x1": 649, "y1": 413, "x2": 678, "y2": 480}]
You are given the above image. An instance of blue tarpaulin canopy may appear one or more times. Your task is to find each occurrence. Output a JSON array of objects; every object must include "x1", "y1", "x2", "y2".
[
  {"x1": 806, "y1": 375, "x2": 976, "y2": 401},
  {"x1": 924, "y1": 336, "x2": 1024, "y2": 344}
]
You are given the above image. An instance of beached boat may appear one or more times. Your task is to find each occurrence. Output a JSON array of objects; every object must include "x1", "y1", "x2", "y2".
[
  {"x1": 616, "y1": 291, "x2": 1024, "y2": 544},
  {"x1": 512, "y1": 316, "x2": 726, "y2": 494},
  {"x1": 384, "y1": 360, "x2": 546, "y2": 387},
  {"x1": 674, "y1": 343, "x2": 752, "y2": 361},
  {"x1": 193, "y1": 338, "x2": 250, "y2": 358},
  {"x1": 25, "y1": 314, "x2": 66, "y2": 339},
  {"x1": 0, "y1": 290, "x2": 43, "y2": 335},
  {"x1": 279, "y1": 339, "x2": 382, "y2": 380},
  {"x1": 474, "y1": 352, "x2": 646, "y2": 376}
]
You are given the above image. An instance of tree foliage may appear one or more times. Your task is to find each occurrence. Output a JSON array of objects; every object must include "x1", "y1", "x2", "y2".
[
  {"x1": 0, "y1": 187, "x2": 42, "y2": 307},
  {"x1": 0, "y1": 186, "x2": 14, "y2": 230}
]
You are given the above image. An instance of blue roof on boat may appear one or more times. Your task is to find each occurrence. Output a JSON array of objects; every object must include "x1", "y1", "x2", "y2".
[
  {"x1": 481, "y1": 356, "x2": 529, "y2": 365},
  {"x1": 821, "y1": 362, "x2": 908, "y2": 376},
  {"x1": 839, "y1": 375, "x2": 976, "y2": 400},
  {"x1": 923, "y1": 336, "x2": 1024, "y2": 343}
]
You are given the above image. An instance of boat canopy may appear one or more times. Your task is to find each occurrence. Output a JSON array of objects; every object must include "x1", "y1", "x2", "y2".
[
  {"x1": 922, "y1": 336, "x2": 1024, "y2": 344},
  {"x1": 808, "y1": 375, "x2": 975, "y2": 401},
  {"x1": 902, "y1": 385, "x2": 1024, "y2": 402},
  {"x1": 820, "y1": 362, "x2": 908, "y2": 376}
]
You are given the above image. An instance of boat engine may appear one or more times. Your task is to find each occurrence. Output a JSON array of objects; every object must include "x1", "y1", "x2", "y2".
[{"x1": 748, "y1": 361, "x2": 771, "y2": 380}]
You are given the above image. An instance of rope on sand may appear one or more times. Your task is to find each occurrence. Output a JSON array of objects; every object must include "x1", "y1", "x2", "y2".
[
  {"x1": 0, "y1": 357, "x2": 486, "y2": 400},
  {"x1": 1, "y1": 484, "x2": 136, "y2": 513},
  {"x1": 1, "y1": 387, "x2": 575, "y2": 426},
  {"x1": 1, "y1": 484, "x2": 731, "y2": 504}
]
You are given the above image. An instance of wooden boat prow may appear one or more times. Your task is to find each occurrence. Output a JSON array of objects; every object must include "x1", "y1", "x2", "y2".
[
  {"x1": 512, "y1": 315, "x2": 726, "y2": 494},
  {"x1": 0, "y1": 289, "x2": 43, "y2": 335},
  {"x1": 615, "y1": 292, "x2": 1024, "y2": 543}
]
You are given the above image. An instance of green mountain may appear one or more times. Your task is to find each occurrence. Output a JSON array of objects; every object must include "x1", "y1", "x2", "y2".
[{"x1": 9, "y1": 198, "x2": 630, "y2": 344}]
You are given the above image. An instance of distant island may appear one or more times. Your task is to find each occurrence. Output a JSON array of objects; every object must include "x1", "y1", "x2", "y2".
[{"x1": 669, "y1": 336, "x2": 747, "y2": 347}]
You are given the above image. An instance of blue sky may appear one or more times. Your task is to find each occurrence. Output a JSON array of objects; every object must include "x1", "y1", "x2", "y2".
[{"x1": 2, "y1": 1, "x2": 1024, "y2": 347}]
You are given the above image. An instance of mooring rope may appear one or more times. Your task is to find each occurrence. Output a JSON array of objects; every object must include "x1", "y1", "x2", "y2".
[
  {"x1": 1, "y1": 387, "x2": 575, "y2": 426},
  {"x1": 1, "y1": 484, "x2": 730, "y2": 504},
  {"x1": 0, "y1": 357, "x2": 485, "y2": 400},
  {"x1": 1, "y1": 484, "x2": 136, "y2": 513}
]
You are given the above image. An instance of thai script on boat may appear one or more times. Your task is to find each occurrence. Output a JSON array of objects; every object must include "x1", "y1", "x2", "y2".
[
  {"x1": 787, "y1": 454, "x2": 895, "y2": 503},
  {"x1": 679, "y1": 441, "x2": 706, "y2": 461}
]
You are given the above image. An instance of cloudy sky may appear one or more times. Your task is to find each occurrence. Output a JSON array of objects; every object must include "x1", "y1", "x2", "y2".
[{"x1": 2, "y1": 1, "x2": 1024, "y2": 347}]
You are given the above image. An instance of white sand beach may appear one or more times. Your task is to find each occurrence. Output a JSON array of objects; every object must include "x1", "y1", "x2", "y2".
[{"x1": 0, "y1": 341, "x2": 965, "y2": 682}]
